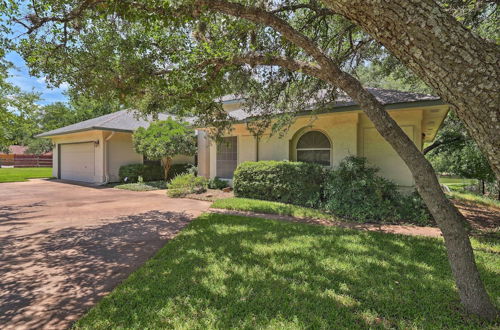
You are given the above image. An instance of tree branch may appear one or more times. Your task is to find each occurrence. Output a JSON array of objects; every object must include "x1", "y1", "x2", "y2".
[
  {"x1": 17, "y1": 0, "x2": 104, "y2": 34},
  {"x1": 423, "y1": 136, "x2": 464, "y2": 155},
  {"x1": 197, "y1": 0, "x2": 337, "y2": 72},
  {"x1": 203, "y1": 54, "x2": 324, "y2": 80}
]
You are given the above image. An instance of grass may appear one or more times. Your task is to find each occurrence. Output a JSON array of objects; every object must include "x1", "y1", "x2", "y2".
[
  {"x1": 212, "y1": 197, "x2": 334, "y2": 220},
  {"x1": 113, "y1": 181, "x2": 167, "y2": 191},
  {"x1": 450, "y1": 191, "x2": 500, "y2": 209},
  {"x1": 438, "y1": 177, "x2": 477, "y2": 185},
  {"x1": 75, "y1": 213, "x2": 499, "y2": 329},
  {"x1": 0, "y1": 167, "x2": 53, "y2": 183},
  {"x1": 439, "y1": 177, "x2": 479, "y2": 192}
]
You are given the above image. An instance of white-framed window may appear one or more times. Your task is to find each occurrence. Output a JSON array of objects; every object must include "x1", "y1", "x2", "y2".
[{"x1": 296, "y1": 131, "x2": 331, "y2": 166}]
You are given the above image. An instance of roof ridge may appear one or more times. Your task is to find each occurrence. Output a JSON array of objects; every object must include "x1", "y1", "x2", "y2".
[
  {"x1": 365, "y1": 86, "x2": 435, "y2": 97},
  {"x1": 95, "y1": 109, "x2": 129, "y2": 127}
]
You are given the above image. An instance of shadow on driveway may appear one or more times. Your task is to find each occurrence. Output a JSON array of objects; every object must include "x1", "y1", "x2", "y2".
[{"x1": 0, "y1": 210, "x2": 193, "y2": 329}]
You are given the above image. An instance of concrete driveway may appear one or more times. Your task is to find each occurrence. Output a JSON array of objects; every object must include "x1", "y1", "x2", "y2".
[{"x1": 0, "y1": 179, "x2": 211, "y2": 329}]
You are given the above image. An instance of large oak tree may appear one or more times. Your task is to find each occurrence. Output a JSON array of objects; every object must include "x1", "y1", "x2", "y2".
[{"x1": 4, "y1": 0, "x2": 498, "y2": 319}]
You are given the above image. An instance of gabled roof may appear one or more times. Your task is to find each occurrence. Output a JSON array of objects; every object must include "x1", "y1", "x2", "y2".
[
  {"x1": 36, "y1": 110, "x2": 192, "y2": 138},
  {"x1": 225, "y1": 87, "x2": 442, "y2": 121},
  {"x1": 37, "y1": 88, "x2": 442, "y2": 138}
]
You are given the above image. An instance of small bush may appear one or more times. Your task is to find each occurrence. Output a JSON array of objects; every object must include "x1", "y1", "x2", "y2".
[
  {"x1": 167, "y1": 173, "x2": 208, "y2": 197},
  {"x1": 322, "y1": 156, "x2": 431, "y2": 225},
  {"x1": 208, "y1": 177, "x2": 229, "y2": 190},
  {"x1": 119, "y1": 163, "x2": 164, "y2": 183},
  {"x1": 233, "y1": 161, "x2": 325, "y2": 208}
]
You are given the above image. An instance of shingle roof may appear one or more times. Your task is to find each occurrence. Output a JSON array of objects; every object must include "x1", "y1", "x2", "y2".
[
  {"x1": 37, "y1": 88, "x2": 441, "y2": 137},
  {"x1": 36, "y1": 110, "x2": 193, "y2": 138},
  {"x1": 225, "y1": 87, "x2": 441, "y2": 121}
]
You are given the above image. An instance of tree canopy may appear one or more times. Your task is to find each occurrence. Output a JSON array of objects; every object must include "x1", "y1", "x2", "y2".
[
  {"x1": 133, "y1": 119, "x2": 196, "y2": 179},
  {"x1": 2, "y1": 0, "x2": 498, "y2": 318}
]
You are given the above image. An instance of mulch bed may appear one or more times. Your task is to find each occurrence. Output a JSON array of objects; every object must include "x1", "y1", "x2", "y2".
[
  {"x1": 185, "y1": 189, "x2": 234, "y2": 202},
  {"x1": 452, "y1": 199, "x2": 499, "y2": 234}
]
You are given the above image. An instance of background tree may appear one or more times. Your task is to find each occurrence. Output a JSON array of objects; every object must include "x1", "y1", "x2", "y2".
[
  {"x1": 132, "y1": 119, "x2": 196, "y2": 180},
  {"x1": 4, "y1": 0, "x2": 498, "y2": 318},
  {"x1": 321, "y1": 0, "x2": 500, "y2": 180},
  {"x1": 426, "y1": 112, "x2": 496, "y2": 197}
]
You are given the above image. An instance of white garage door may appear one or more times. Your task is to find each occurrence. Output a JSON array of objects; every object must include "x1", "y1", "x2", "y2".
[{"x1": 60, "y1": 143, "x2": 95, "y2": 182}]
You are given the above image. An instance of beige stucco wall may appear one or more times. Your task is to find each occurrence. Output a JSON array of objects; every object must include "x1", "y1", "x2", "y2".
[
  {"x1": 197, "y1": 131, "x2": 211, "y2": 178},
  {"x1": 358, "y1": 110, "x2": 423, "y2": 186},
  {"x1": 106, "y1": 132, "x2": 143, "y2": 182},
  {"x1": 200, "y1": 106, "x2": 447, "y2": 187}
]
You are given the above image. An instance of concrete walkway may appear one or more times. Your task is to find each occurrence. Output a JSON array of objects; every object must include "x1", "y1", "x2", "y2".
[{"x1": 0, "y1": 179, "x2": 211, "y2": 330}]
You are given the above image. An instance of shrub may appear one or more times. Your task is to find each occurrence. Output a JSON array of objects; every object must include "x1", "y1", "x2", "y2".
[
  {"x1": 167, "y1": 163, "x2": 195, "y2": 181},
  {"x1": 322, "y1": 156, "x2": 432, "y2": 225},
  {"x1": 119, "y1": 163, "x2": 164, "y2": 183},
  {"x1": 167, "y1": 173, "x2": 208, "y2": 197},
  {"x1": 396, "y1": 191, "x2": 433, "y2": 225},
  {"x1": 208, "y1": 177, "x2": 229, "y2": 190},
  {"x1": 233, "y1": 161, "x2": 325, "y2": 207}
]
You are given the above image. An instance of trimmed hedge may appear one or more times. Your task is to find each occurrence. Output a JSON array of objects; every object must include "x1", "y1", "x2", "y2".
[
  {"x1": 233, "y1": 161, "x2": 325, "y2": 208},
  {"x1": 119, "y1": 163, "x2": 194, "y2": 183},
  {"x1": 119, "y1": 163, "x2": 164, "y2": 183},
  {"x1": 233, "y1": 158, "x2": 432, "y2": 225}
]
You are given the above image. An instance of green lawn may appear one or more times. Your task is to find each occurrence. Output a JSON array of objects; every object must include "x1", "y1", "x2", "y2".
[
  {"x1": 113, "y1": 181, "x2": 167, "y2": 191},
  {"x1": 75, "y1": 213, "x2": 499, "y2": 329},
  {"x1": 0, "y1": 167, "x2": 53, "y2": 183},
  {"x1": 438, "y1": 177, "x2": 481, "y2": 193},
  {"x1": 212, "y1": 197, "x2": 334, "y2": 220},
  {"x1": 438, "y1": 177, "x2": 477, "y2": 185},
  {"x1": 450, "y1": 191, "x2": 500, "y2": 209}
]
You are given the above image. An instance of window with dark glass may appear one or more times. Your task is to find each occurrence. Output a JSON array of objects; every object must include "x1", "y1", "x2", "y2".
[
  {"x1": 216, "y1": 136, "x2": 237, "y2": 179},
  {"x1": 296, "y1": 131, "x2": 331, "y2": 166}
]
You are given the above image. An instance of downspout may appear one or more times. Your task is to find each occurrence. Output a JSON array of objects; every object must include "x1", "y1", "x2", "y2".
[
  {"x1": 256, "y1": 135, "x2": 259, "y2": 161},
  {"x1": 103, "y1": 132, "x2": 115, "y2": 184}
]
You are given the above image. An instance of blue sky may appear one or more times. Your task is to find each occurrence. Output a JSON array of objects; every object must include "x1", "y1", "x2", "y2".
[{"x1": 6, "y1": 51, "x2": 69, "y2": 105}]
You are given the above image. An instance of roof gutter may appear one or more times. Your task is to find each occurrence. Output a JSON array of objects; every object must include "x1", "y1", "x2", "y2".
[{"x1": 36, "y1": 127, "x2": 134, "y2": 138}]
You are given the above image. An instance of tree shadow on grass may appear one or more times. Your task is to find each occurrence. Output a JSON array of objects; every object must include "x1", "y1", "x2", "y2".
[
  {"x1": 77, "y1": 214, "x2": 499, "y2": 329},
  {"x1": 0, "y1": 210, "x2": 194, "y2": 329}
]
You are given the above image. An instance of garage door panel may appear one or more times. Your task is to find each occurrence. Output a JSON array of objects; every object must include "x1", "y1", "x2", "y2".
[{"x1": 60, "y1": 143, "x2": 95, "y2": 182}]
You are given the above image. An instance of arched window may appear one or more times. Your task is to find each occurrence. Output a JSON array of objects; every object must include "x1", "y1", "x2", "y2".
[{"x1": 296, "y1": 131, "x2": 331, "y2": 166}]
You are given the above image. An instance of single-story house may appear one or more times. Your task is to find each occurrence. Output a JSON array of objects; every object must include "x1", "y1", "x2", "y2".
[
  {"x1": 36, "y1": 111, "x2": 194, "y2": 183},
  {"x1": 38, "y1": 87, "x2": 448, "y2": 186},
  {"x1": 198, "y1": 88, "x2": 448, "y2": 187}
]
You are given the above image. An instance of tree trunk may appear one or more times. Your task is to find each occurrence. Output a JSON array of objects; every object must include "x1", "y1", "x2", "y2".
[
  {"x1": 162, "y1": 157, "x2": 172, "y2": 182},
  {"x1": 321, "y1": 0, "x2": 500, "y2": 181},
  {"x1": 327, "y1": 73, "x2": 498, "y2": 320},
  {"x1": 481, "y1": 180, "x2": 485, "y2": 196},
  {"x1": 203, "y1": 0, "x2": 498, "y2": 319}
]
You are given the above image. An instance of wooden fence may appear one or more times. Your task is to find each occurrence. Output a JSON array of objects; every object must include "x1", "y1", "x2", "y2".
[{"x1": 0, "y1": 154, "x2": 52, "y2": 167}]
